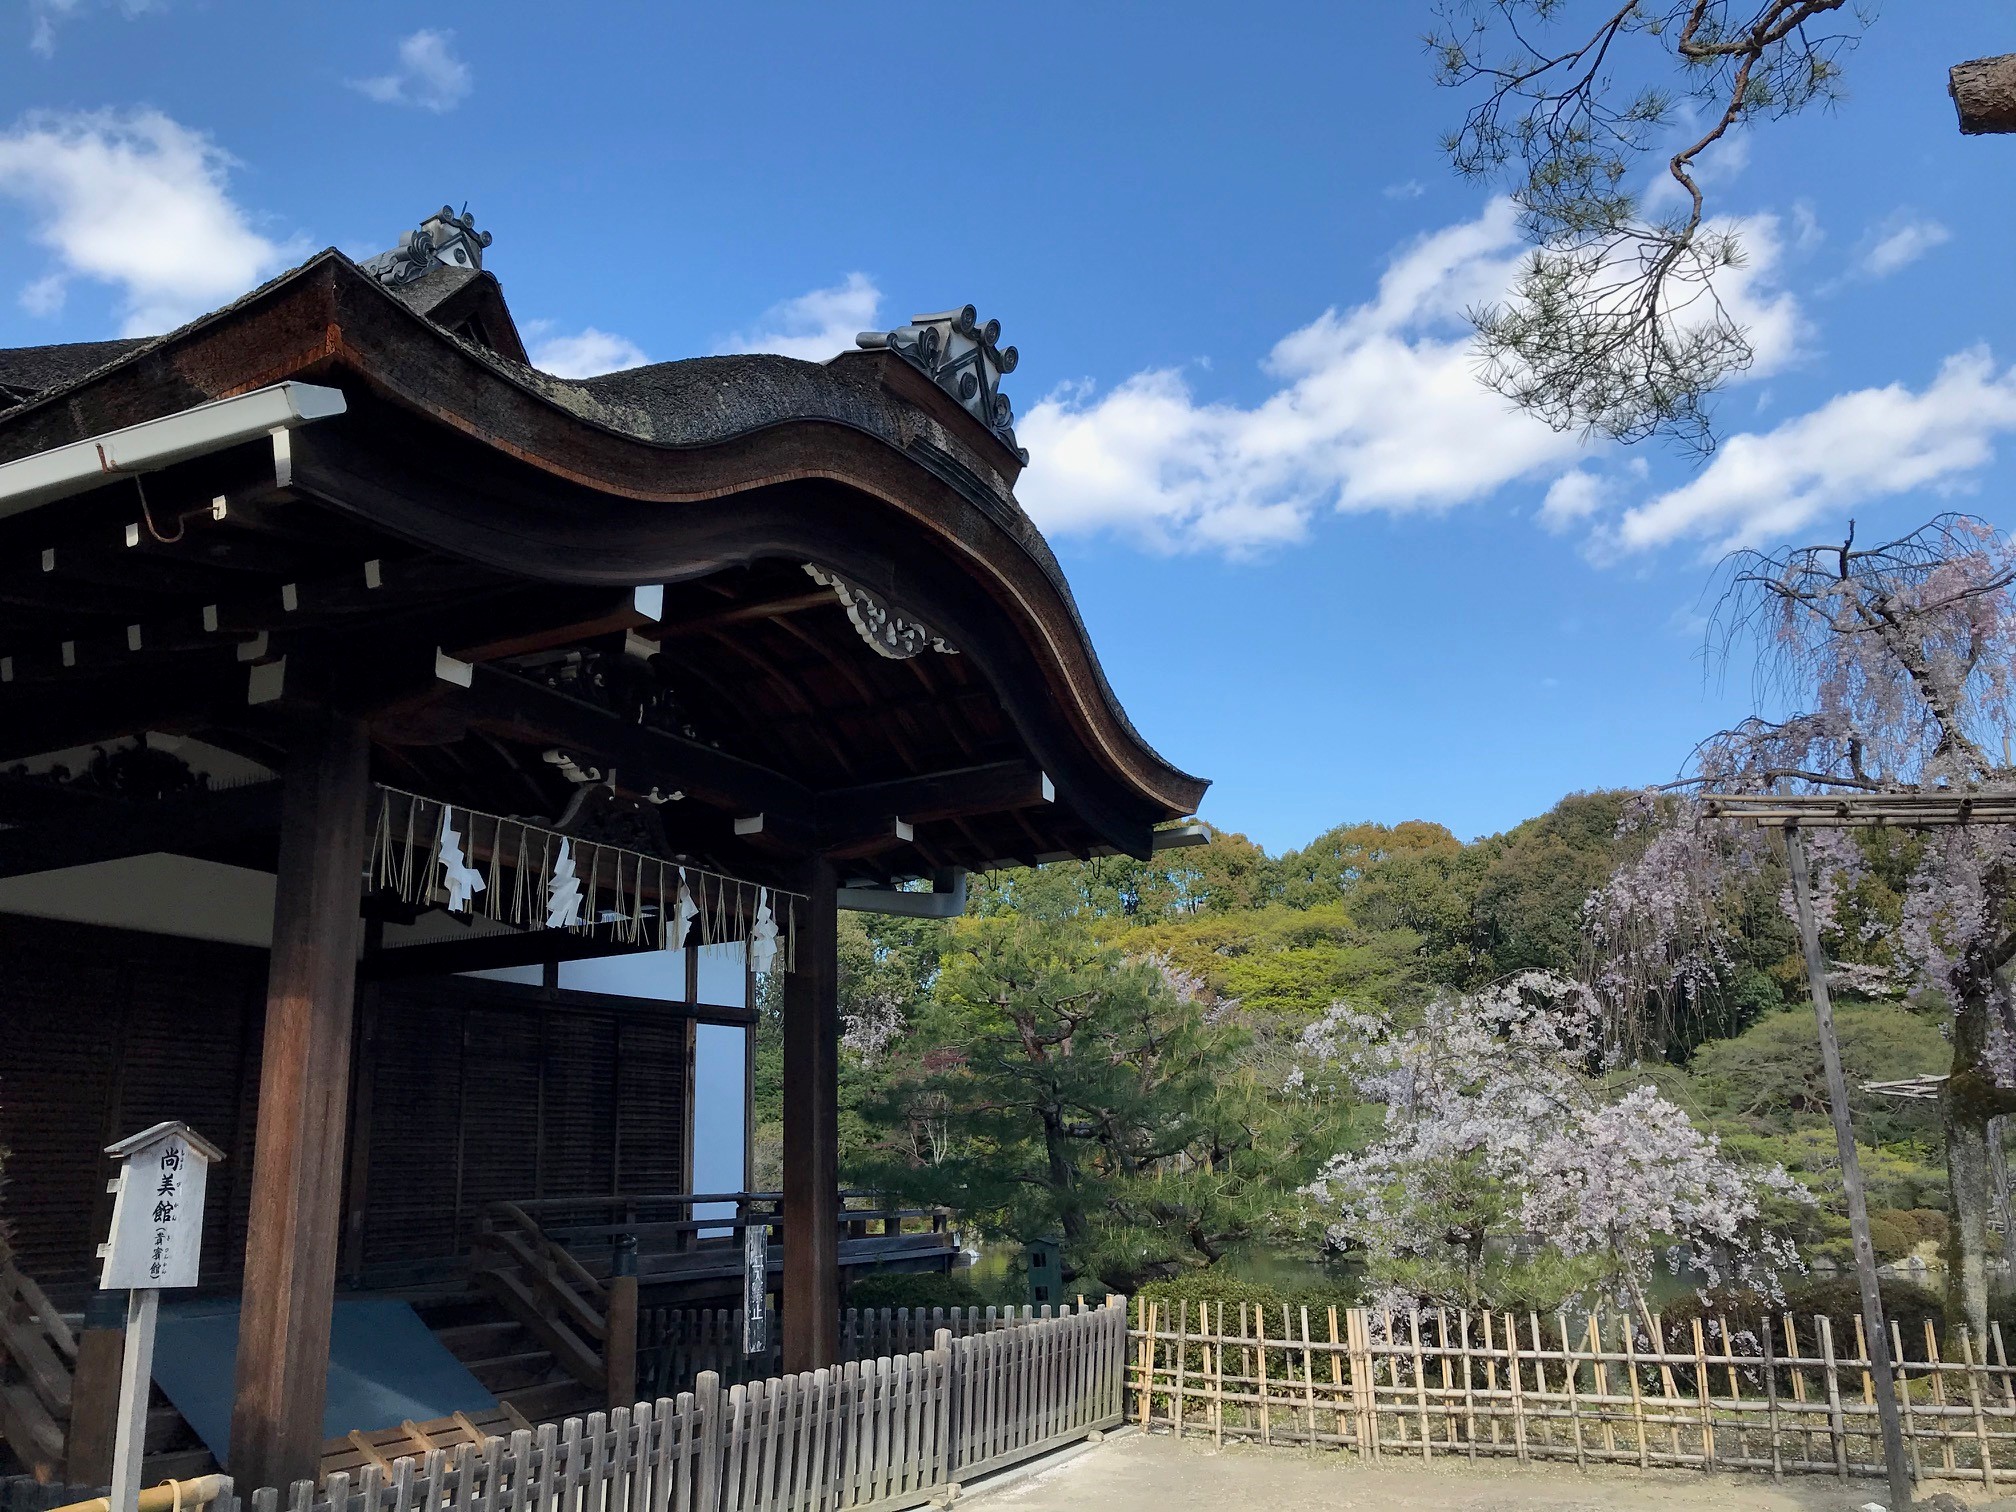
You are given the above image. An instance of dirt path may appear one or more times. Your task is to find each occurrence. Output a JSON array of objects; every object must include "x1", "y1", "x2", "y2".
[{"x1": 971, "y1": 1432, "x2": 1939, "y2": 1512}]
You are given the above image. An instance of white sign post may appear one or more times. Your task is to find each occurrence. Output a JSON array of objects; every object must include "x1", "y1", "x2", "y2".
[
  {"x1": 97, "y1": 1122, "x2": 222, "y2": 1512},
  {"x1": 742, "y1": 1220, "x2": 769, "y2": 1357}
]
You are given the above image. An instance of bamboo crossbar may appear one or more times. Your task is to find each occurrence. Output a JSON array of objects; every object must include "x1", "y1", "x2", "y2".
[{"x1": 1127, "y1": 1301, "x2": 2016, "y2": 1487}]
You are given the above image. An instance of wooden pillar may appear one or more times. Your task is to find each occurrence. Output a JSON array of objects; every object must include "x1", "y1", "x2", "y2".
[
  {"x1": 66, "y1": 1291, "x2": 128, "y2": 1485},
  {"x1": 229, "y1": 714, "x2": 370, "y2": 1489},
  {"x1": 1785, "y1": 826, "x2": 1912, "y2": 1512},
  {"x1": 781, "y1": 857, "x2": 839, "y2": 1374}
]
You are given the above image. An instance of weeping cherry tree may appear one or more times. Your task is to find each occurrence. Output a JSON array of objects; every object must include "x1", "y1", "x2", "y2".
[{"x1": 1586, "y1": 514, "x2": 2016, "y2": 1335}]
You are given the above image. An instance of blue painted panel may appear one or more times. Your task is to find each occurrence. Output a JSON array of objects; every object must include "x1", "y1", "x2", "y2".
[{"x1": 151, "y1": 1297, "x2": 497, "y2": 1463}]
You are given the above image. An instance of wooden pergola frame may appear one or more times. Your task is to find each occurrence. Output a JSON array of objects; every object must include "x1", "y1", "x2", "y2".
[{"x1": 1711, "y1": 787, "x2": 2016, "y2": 1506}]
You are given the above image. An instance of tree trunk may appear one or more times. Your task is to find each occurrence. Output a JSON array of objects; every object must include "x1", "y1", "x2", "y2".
[{"x1": 1944, "y1": 1079, "x2": 1995, "y2": 1340}]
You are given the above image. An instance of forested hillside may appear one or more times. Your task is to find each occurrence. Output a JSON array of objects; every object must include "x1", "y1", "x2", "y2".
[{"x1": 755, "y1": 795, "x2": 1958, "y2": 1309}]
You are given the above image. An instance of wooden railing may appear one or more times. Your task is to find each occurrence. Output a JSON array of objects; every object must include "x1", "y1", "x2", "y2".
[
  {"x1": 0, "y1": 1241, "x2": 76, "y2": 1477},
  {"x1": 637, "y1": 1306, "x2": 1036, "y2": 1397},
  {"x1": 1129, "y1": 1298, "x2": 2016, "y2": 1489},
  {"x1": 469, "y1": 1193, "x2": 957, "y2": 1410},
  {"x1": 248, "y1": 1301, "x2": 1125, "y2": 1512}
]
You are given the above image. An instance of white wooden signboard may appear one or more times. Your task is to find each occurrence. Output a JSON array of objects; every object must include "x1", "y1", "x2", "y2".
[
  {"x1": 100, "y1": 1123, "x2": 215, "y2": 1289},
  {"x1": 98, "y1": 1121, "x2": 222, "y2": 1512}
]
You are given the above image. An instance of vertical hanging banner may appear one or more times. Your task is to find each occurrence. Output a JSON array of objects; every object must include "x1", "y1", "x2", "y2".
[{"x1": 743, "y1": 1218, "x2": 769, "y2": 1356}]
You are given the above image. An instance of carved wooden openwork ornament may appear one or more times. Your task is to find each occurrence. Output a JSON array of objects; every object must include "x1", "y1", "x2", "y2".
[
  {"x1": 855, "y1": 304, "x2": 1027, "y2": 462},
  {"x1": 803, "y1": 564, "x2": 958, "y2": 660}
]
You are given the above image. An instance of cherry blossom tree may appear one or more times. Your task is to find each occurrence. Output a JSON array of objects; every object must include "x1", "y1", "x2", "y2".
[
  {"x1": 1299, "y1": 971, "x2": 1804, "y2": 1313},
  {"x1": 1587, "y1": 514, "x2": 2016, "y2": 1335}
]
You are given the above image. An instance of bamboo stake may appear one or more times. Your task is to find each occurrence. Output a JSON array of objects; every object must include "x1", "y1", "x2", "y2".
[
  {"x1": 1212, "y1": 1302, "x2": 1225, "y2": 1449},
  {"x1": 1786, "y1": 1314, "x2": 1813, "y2": 1468},
  {"x1": 1328, "y1": 1306, "x2": 1348, "y2": 1449},
  {"x1": 1718, "y1": 1315, "x2": 1745, "y2": 1468},
  {"x1": 1927, "y1": 1318, "x2": 1957, "y2": 1476},
  {"x1": 1299, "y1": 1307, "x2": 1318, "y2": 1447},
  {"x1": 1506, "y1": 1311, "x2": 1528, "y2": 1465},
  {"x1": 1587, "y1": 1313, "x2": 1616, "y2": 1460},
  {"x1": 1620, "y1": 1313, "x2": 1649, "y2": 1471},
  {"x1": 1892, "y1": 1318, "x2": 1922, "y2": 1487},
  {"x1": 1483, "y1": 1311, "x2": 1502, "y2": 1450},
  {"x1": 1691, "y1": 1317, "x2": 1716, "y2": 1469},
  {"x1": 1410, "y1": 1310, "x2": 1432, "y2": 1459},
  {"x1": 1995, "y1": 1321, "x2": 2015, "y2": 1410},
  {"x1": 1762, "y1": 1314, "x2": 1784, "y2": 1481},
  {"x1": 1820, "y1": 1315, "x2": 1849, "y2": 1481},
  {"x1": 1560, "y1": 1313, "x2": 1586, "y2": 1470},
  {"x1": 1173, "y1": 1301, "x2": 1187, "y2": 1440},
  {"x1": 1532, "y1": 1313, "x2": 1558, "y2": 1452},
  {"x1": 1963, "y1": 1326, "x2": 1997, "y2": 1489},
  {"x1": 1650, "y1": 1312, "x2": 1682, "y2": 1461},
  {"x1": 1459, "y1": 1309, "x2": 1477, "y2": 1461},
  {"x1": 1437, "y1": 1309, "x2": 1456, "y2": 1452},
  {"x1": 1255, "y1": 1304, "x2": 1272, "y2": 1446}
]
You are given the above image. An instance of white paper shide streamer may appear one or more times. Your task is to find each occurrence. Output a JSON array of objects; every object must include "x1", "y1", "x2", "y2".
[
  {"x1": 546, "y1": 838, "x2": 583, "y2": 928},
  {"x1": 749, "y1": 887, "x2": 779, "y2": 974},
  {"x1": 437, "y1": 807, "x2": 486, "y2": 913}
]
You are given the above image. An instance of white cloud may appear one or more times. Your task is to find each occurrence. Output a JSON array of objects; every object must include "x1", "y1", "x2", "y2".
[
  {"x1": 0, "y1": 109, "x2": 300, "y2": 335},
  {"x1": 719, "y1": 272, "x2": 881, "y2": 361},
  {"x1": 530, "y1": 326, "x2": 649, "y2": 379},
  {"x1": 1856, "y1": 213, "x2": 1951, "y2": 279},
  {"x1": 1015, "y1": 202, "x2": 1580, "y2": 554},
  {"x1": 1539, "y1": 469, "x2": 1612, "y2": 533},
  {"x1": 350, "y1": 30, "x2": 472, "y2": 113},
  {"x1": 1013, "y1": 201, "x2": 1803, "y2": 556},
  {"x1": 28, "y1": 0, "x2": 160, "y2": 58},
  {"x1": 1607, "y1": 347, "x2": 2016, "y2": 555},
  {"x1": 19, "y1": 273, "x2": 66, "y2": 316},
  {"x1": 1382, "y1": 180, "x2": 1426, "y2": 201}
]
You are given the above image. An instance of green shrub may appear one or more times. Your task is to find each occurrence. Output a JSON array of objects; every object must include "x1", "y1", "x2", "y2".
[
  {"x1": 847, "y1": 1268, "x2": 1020, "y2": 1312},
  {"x1": 1135, "y1": 1269, "x2": 1359, "y2": 1328}
]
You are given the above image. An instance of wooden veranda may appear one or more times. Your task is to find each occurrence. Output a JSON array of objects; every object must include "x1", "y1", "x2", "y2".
[{"x1": 0, "y1": 208, "x2": 1206, "y2": 1489}]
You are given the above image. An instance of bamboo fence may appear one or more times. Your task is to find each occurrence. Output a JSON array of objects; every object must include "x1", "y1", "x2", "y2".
[{"x1": 1127, "y1": 1297, "x2": 2016, "y2": 1488}]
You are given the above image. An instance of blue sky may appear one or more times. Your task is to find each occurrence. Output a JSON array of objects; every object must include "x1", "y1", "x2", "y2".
[{"x1": 3, "y1": 3, "x2": 2014, "y2": 853}]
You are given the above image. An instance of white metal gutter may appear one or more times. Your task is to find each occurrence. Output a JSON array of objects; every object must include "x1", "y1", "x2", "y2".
[{"x1": 0, "y1": 380, "x2": 346, "y2": 521}]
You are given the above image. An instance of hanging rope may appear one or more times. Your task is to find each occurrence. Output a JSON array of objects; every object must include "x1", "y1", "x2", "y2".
[{"x1": 364, "y1": 784, "x2": 806, "y2": 969}]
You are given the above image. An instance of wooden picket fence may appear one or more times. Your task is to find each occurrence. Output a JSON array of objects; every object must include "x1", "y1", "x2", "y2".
[
  {"x1": 638, "y1": 1307, "x2": 1034, "y2": 1395},
  {"x1": 244, "y1": 1300, "x2": 1124, "y2": 1512},
  {"x1": 1128, "y1": 1297, "x2": 2016, "y2": 1488}
]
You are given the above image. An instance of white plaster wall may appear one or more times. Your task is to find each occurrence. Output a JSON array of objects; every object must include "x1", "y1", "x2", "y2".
[{"x1": 0, "y1": 853, "x2": 277, "y2": 946}]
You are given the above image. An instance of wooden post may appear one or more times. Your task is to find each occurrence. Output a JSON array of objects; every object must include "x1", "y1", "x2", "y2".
[
  {"x1": 1784, "y1": 826, "x2": 1913, "y2": 1511},
  {"x1": 109, "y1": 1288, "x2": 159, "y2": 1512},
  {"x1": 67, "y1": 1290, "x2": 128, "y2": 1485},
  {"x1": 782, "y1": 858, "x2": 840, "y2": 1374},
  {"x1": 229, "y1": 714, "x2": 371, "y2": 1490},
  {"x1": 606, "y1": 1237, "x2": 639, "y2": 1410}
]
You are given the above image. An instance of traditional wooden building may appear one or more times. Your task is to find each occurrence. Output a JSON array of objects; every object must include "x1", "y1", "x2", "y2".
[{"x1": 0, "y1": 207, "x2": 1206, "y2": 1489}]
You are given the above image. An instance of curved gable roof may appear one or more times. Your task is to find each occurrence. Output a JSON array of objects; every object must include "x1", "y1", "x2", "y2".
[{"x1": 0, "y1": 249, "x2": 1207, "y2": 835}]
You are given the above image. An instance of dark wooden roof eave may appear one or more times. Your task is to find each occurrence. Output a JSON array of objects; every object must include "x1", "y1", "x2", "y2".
[{"x1": 0, "y1": 253, "x2": 1207, "y2": 845}]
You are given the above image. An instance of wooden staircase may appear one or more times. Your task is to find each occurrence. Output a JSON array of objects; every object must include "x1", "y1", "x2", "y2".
[
  {"x1": 427, "y1": 1312, "x2": 597, "y2": 1426},
  {"x1": 0, "y1": 1243, "x2": 210, "y2": 1483}
]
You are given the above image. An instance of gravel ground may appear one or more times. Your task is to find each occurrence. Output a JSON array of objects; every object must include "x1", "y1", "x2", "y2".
[{"x1": 963, "y1": 1432, "x2": 1985, "y2": 1512}]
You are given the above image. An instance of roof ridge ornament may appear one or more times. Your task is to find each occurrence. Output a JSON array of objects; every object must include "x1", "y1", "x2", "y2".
[
  {"x1": 857, "y1": 305, "x2": 1027, "y2": 463},
  {"x1": 359, "y1": 204, "x2": 494, "y2": 288},
  {"x1": 804, "y1": 564, "x2": 958, "y2": 659}
]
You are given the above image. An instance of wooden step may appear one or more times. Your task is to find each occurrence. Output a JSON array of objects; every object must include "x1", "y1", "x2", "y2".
[
  {"x1": 499, "y1": 1379, "x2": 596, "y2": 1426},
  {"x1": 465, "y1": 1351, "x2": 559, "y2": 1394},
  {"x1": 433, "y1": 1320, "x2": 525, "y2": 1360}
]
